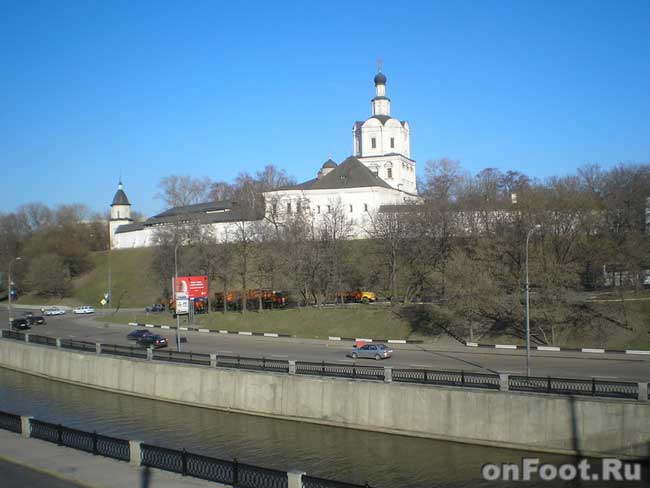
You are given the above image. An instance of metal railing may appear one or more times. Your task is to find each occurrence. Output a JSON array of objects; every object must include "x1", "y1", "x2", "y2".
[
  {"x1": 152, "y1": 349, "x2": 210, "y2": 365},
  {"x1": 141, "y1": 443, "x2": 288, "y2": 488},
  {"x1": 0, "y1": 411, "x2": 367, "y2": 488},
  {"x1": 392, "y1": 369, "x2": 500, "y2": 390},
  {"x1": 102, "y1": 343, "x2": 148, "y2": 359},
  {"x1": 0, "y1": 410, "x2": 21, "y2": 434},
  {"x1": 2, "y1": 331, "x2": 646, "y2": 401},
  {"x1": 296, "y1": 361, "x2": 385, "y2": 381},
  {"x1": 217, "y1": 355, "x2": 290, "y2": 373},
  {"x1": 509, "y1": 375, "x2": 639, "y2": 399},
  {"x1": 29, "y1": 419, "x2": 130, "y2": 461},
  {"x1": 303, "y1": 475, "x2": 370, "y2": 488},
  {"x1": 59, "y1": 338, "x2": 96, "y2": 352},
  {"x1": 2, "y1": 330, "x2": 25, "y2": 341}
]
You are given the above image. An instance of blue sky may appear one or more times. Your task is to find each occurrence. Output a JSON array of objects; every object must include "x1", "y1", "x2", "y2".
[{"x1": 2, "y1": 0, "x2": 649, "y2": 216}]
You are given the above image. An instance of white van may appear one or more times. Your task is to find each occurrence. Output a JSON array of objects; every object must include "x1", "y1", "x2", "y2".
[{"x1": 72, "y1": 305, "x2": 95, "y2": 314}]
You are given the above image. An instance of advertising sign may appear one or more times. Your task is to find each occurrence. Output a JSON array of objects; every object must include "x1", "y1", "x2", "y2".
[
  {"x1": 175, "y1": 298, "x2": 189, "y2": 314},
  {"x1": 174, "y1": 275, "x2": 209, "y2": 299}
]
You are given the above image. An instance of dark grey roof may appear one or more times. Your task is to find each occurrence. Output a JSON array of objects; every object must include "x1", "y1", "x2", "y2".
[
  {"x1": 111, "y1": 189, "x2": 130, "y2": 206},
  {"x1": 278, "y1": 157, "x2": 393, "y2": 191},
  {"x1": 371, "y1": 96, "x2": 391, "y2": 102},
  {"x1": 115, "y1": 221, "x2": 144, "y2": 234},
  {"x1": 374, "y1": 71, "x2": 387, "y2": 85},
  {"x1": 141, "y1": 199, "x2": 264, "y2": 227},
  {"x1": 322, "y1": 159, "x2": 337, "y2": 169}
]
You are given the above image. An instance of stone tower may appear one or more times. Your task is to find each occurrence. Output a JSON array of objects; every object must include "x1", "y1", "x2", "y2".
[{"x1": 109, "y1": 180, "x2": 132, "y2": 249}]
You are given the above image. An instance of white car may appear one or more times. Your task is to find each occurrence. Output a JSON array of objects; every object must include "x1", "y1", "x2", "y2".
[
  {"x1": 72, "y1": 305, "x2": 95, "y2": 314},
  {"x1": 43, "y1": 307, "x2": 66, "y2": 316}
]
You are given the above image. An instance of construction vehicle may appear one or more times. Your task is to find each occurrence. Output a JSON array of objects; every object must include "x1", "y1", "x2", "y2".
[
  {"x1": 337, "y1": 289, "x2": 377, "y2": 304},
  {"x1": 212, "y1": 289, "x2": 288, "y2": 311}
]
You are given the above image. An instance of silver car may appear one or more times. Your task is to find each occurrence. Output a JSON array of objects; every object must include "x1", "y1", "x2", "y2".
[{"x1": 350, "y1": 343, "x2": 393, "y2": 360}]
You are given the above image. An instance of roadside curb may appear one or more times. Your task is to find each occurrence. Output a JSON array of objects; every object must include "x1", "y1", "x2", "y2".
[
  {"x1": 128, "y1": 322, "x2": 293, "y2": 338},
  {"x1": 126, "y1": 322, "x2": 423, "y2": 343},
  {"x1": 464, "y1": 341, "x2": 650, "y2": 356}
]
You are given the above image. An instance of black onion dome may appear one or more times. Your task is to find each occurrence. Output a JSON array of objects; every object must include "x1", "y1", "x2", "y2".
[
  {"x1": 111, "y1": 188, "x2": 130, "y2": 206},
  {"x1": 322, "y1": 159, "x2": 337, "y2": 169},
  {"x1": 374, "y1": 71, "x2": 387, "y2": 85}
]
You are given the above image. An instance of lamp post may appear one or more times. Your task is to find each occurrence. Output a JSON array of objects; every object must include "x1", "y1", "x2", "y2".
[
  {"x1": 525, "y1": 225, "x2": 541, "y2": 377},
  {"x1": 174, "y1": 243, "x2": 181, "y2": 352},
  {"x1": 7, "y1": 257, "x2": 21, "y2": 329}
]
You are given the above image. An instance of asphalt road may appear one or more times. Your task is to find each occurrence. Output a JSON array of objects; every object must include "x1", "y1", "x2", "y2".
[
  {"x1": 2, "y1": 309, "x2": 650, "y2": 381},
  {"x1": 0, "y1": 458, "x2": 87, "y2": 488}
]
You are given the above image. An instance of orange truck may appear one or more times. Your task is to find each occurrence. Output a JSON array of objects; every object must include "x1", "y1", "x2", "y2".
[
  {"x1": 337, "y1": 290, "x2": 377, "y2": 304},
  {"x1": 212, "y1": 289, "x2": 288, "y2": 311}
]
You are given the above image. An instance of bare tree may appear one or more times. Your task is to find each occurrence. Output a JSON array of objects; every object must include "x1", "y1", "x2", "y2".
[{"x1": 156, "y1": 175, "x2": 212, "y2": 208}]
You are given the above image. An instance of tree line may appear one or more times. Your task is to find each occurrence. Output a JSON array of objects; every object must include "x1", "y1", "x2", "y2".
[
  {"x1": 150, "y1": 161, "x2": 650, "y2": 345},
  {"x1": 0, "y1": 204, "x2": 107, "y2": 298}
]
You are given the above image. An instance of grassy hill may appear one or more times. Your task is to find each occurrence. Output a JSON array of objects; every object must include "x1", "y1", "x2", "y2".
[{"x1": 16, "y1": 248, "x2": 161, "y2": 308}]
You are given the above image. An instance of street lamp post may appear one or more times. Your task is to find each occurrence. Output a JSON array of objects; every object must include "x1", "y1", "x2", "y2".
[
  {"x1": 174, "y1": 243, "x2": 181, "y2": 352},
  {"x1": 7, "y1": 257, "x2": 21, "y2": 329},
  {"x1": 525, "y1": 224, "x2": 541, "y2": 377}
]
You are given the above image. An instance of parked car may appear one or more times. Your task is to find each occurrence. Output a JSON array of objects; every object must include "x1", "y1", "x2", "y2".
[
  {"x1": 127, "y1": 329, "x2": 154, "y2": 341},
  {"x1": 136, "y1": 334, "x2": 168, "y2": 349},
  {"x1": 10, "y1": 318, "x2": 31, "y2": 330},
  {"x1": 43, "y1": 307, "x2": 66, "y2": 316},
  {"x1": 350, "y1": 343, "x2": 393, "y2": 360},
  {"x1": 145, "y1": 303, "x2": 165, "y2": 312},
  {"x1": 72, "y1": 305, "x2": 95, "y2": 314}
]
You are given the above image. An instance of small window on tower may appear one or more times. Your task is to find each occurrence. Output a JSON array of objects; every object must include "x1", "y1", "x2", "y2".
[
  {"x1": 297, "y1": 202, "x2": 302, "y2": 213},
  {"x1": 272, "y1": 204, "x2": 277, "y2": 214},
  {"x1": 371, "y1": 137, "x2": 376, "y2": 149},
  {"x1": 349, "y1": 205, "x2": 353, "y2": 213},
  {"x1": 287, "y1": 203, "x2": 292, "y2": 214},
  {"x1": 327, "y1": 205, "x2": 331, "y2": 213},
  {"x1": 387, "y1": 168, "x2": 392, "y2": 179},
  {"x1": 317, "y1": 205, "x2": 321, "y2": 214},
  {"x1": 390, "y1": 137, "x2": 395, "y2": 148},
  {"x1": 364, "y1": 203, "x2": 368, "y2": 212}
]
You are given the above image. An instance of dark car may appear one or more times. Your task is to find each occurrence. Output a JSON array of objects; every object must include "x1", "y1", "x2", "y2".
[
  {"x1": 10, "y1": 318, "x2": 31, "y2": 330},
  {"x1": 145, "y1": 303, "x2": 165, "y2": 312},
  {"x1": 127, "y1": 329, "x2": 154, "y2": 341},
  {"x1": 24, "y1": 314, "x2": 45, "y2": 326},
  {"x1": 136, "y1": 334, "x2": 168, "y2": 349}
]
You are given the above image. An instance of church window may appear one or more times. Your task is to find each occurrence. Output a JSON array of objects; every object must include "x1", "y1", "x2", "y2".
[
  {"x1": 364, "y1": 203, "x2": 368, "y2": 212},
  {"x1": 287, "y1": 202, "x2": 292, "y2": 214},
  {"x1": 349, "y1": 205, "x2": 353, "y2": 213},
  {"x1": 390, "y1": 137, "x2": 395, "y2": 148},
  {"x1": 387, "y1": 168, "x2": 392, "y2": 179},
  {"x1": 371, "y1": 137, "x2": 376, "y2": 149}
]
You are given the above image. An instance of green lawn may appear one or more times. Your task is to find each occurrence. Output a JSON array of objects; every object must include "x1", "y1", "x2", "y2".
[
  {"x1": 104, "y1": 305, "x2": 422, "y2": 340},
  {"x1": 16, "y1": 248, "x2": 162, "y2": 309}
]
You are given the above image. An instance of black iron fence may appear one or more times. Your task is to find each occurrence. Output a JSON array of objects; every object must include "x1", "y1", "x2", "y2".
[
  {"x1": 216, "y1": 355, "x2": 290, "y2": 373},
  {"x1": 0, "y1": 410, "x2": 21, "y2": 434},
  {"x1": 0, "y1": 411, "x2": 370, "y2": 488},
  {"x1": 29, "y1": 419, "x2": 130, "y2": 461},
  {"x1": 509, "y1": 375, "x2": 639, "y2": 399},
  {"x1": 296, "y1": 361, "x2": 385, "y2": 381},
  {"x1": 392, "y1": 369, "x2": 500, "y2": 390},
  {"x1": 152, "y1": 349, "x2": 210, "y2": 365},
  {"x1": 2, "y1": 331, "x2": 646, "y2": 401},
  {"x1": 141, "y1": 443, "x2": 288, "y2": 488}
]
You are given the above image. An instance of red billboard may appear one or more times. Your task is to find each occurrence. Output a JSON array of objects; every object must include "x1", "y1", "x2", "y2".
[{"x1": 174, "y1": 275, "x2": 209, "y2": 299}]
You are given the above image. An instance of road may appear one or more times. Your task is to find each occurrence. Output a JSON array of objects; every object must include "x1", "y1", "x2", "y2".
[{"x1": 2, "y1": 309, "x2": 650, "y2": 381}]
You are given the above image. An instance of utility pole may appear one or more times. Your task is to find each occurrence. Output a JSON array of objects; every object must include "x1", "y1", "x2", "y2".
[
  {"x1": 7, "y1": 257, "x2": 21, "y2": 329},
  {"x1": 174, "y1": 243, "x2": 181, "y2": 352},
  {"x1": 525, "y1": 224, "x2": 541, "y2": 377}
]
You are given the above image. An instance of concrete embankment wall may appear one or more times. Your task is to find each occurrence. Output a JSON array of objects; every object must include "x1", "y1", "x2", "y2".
[{"x1": 1, "y1": 340, "x2": 648, "y2": 458}]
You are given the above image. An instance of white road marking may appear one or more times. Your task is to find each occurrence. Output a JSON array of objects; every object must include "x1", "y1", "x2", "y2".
[
  {"x1": 328, "y1": 336, "x2": 341, "y2": 341},
  {"x1": 537, "y1": 346, "x2": 561, "y2": 351},
  {"x1": 581, "y1": 348, "x2": 605, "y2": 353},
  {"x1": 495, "y1": 344, "x2": 517, "y2": 349},
  {"x1": 625, "y1": 350, "x2": 650, "y2": 355},
  {"x1": 410, "y1": 364, "x2": 432, "y2": 368}
]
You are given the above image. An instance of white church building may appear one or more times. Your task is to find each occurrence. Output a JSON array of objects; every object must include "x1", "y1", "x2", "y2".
[{"x1": 110, "y1": 69, "x2": 420, "y2": 249}]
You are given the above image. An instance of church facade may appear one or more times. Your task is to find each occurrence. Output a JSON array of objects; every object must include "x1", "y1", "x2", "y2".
[{"x1": 110, "y1": 70, "x2": 420, "y2": 249}]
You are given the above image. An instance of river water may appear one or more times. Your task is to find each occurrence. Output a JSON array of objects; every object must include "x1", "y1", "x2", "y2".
[{"x1": 0, "y1": 368, "x2": 645, "y2": 487}]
